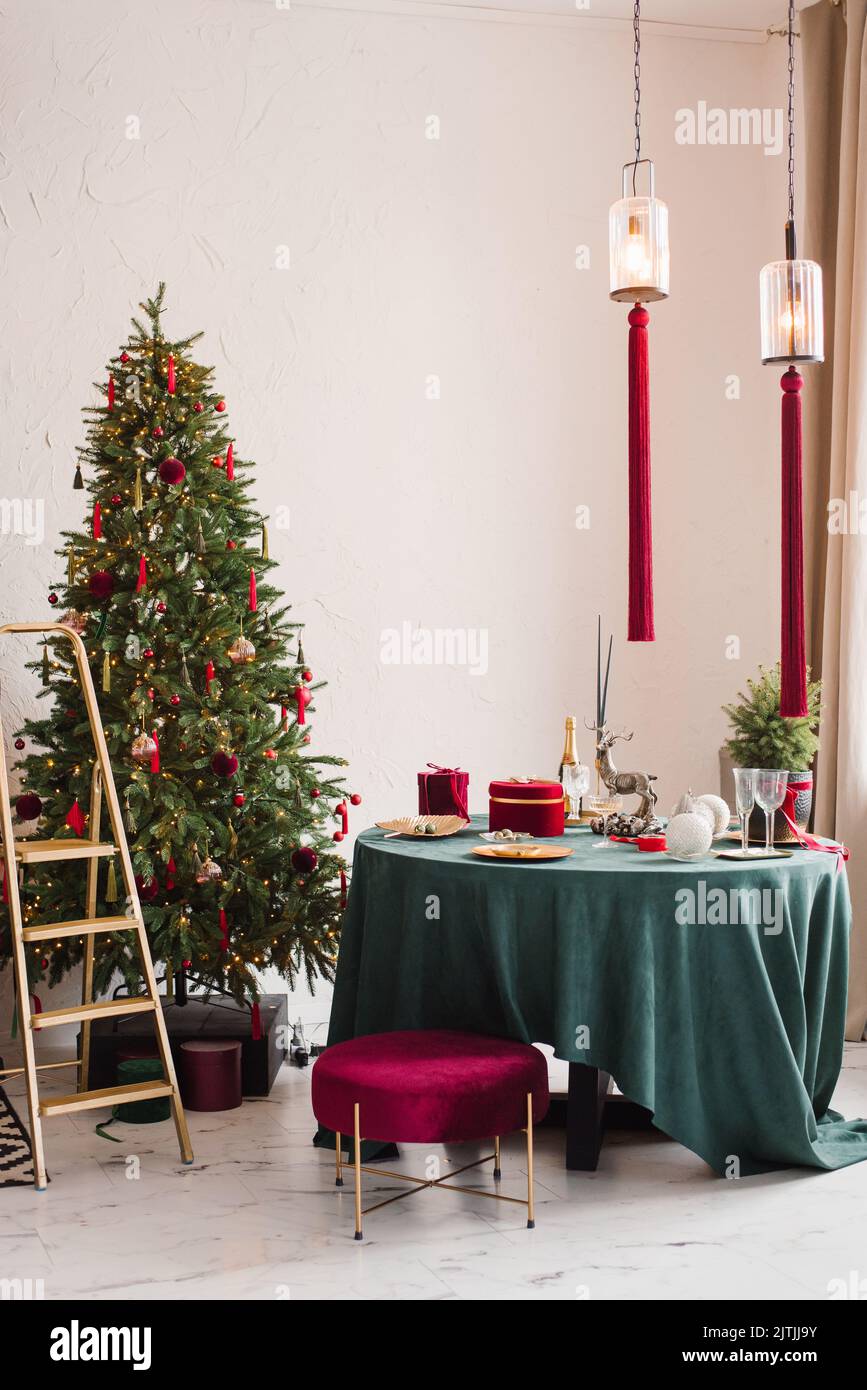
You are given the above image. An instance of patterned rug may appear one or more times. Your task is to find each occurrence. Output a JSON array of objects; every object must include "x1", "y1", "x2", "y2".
[{"x1": 0, "y1": 1084, "x2": 36, "y2": 1187}]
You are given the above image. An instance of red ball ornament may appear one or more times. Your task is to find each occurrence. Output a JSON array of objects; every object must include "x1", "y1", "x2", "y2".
[
  {"x1": 158, "y1": 457, "x2": 186, "y2": 486},
  {"x1": 170, "y1": 694, "x2": 181, "y2": 706},
  {"x1": 303, "y1": 735, "x2": 311, "y2": 745},
  {"x1": 142, "y1": 647, "x2": 154, "y2": 659},
  {"x1": 211, "y1": 751, "x2": 239, "y2": 778},
  {"x1": 302, "y1": 669, "x2": 313, "y2": 683},
  {"x1": 297, "y1": 686, "x2": 312, "y2": 709},
  {"x1": 212, "y1": 456, "x2": 225, "y2": 469},
  {"x1": 264, "y1": 749, "x2": 277, "y2": 760},
  {"x1": 120, "y1": 352, "x2": 130, "y2": 364},
  {"x1": 14, "y1": 737, "x2": 25, "y2": 751},
  {"x1": 156, "y1": 601, "x2": 167, "y2": 613},
  {"x1": 350, "y1": 793, "x2": 362, "y2": 806},
  {"x1": 193, "y1": 402, "x2": 204, "y2": 413},
  {"x1": 291, "y1": 846, "x2": 318, "y2": 875},
  {"x1": 147, "y1": 687, "x2": 155, "y2": 701},
  {"x1": 135, "y1": 875, "x2": 159, "y2": 902},
  {"x1": 333, "y1": 830, "x2": 345, "y2": 843},
  {"x1": 233, "y1": 793, "x2": 246, "y2": 806},
  {"x1": 41, "y1": 958, "x2": 48, "y2": 969},
  {"x1": 88, "y1": 570, "x2": 115, "y2": 600},
  {"x1": 215, "y1": 400, "x2": 226, "y2": 413},
  {"x1": 152, "y1": 426, "x2": 164, "y2": 439},
  {"x1": 48, "y1": 593, "x2": 58, "y2": 606},
  {"x1": 15, "y1": 793, "x2": 43, "y2": 821},
  {"x1": 226, "y1": 540, "x2": 236, "y2": 550},
  {"x1": 182, "y1": 959, "x2": 192, "y2": 969},
  {"x1": 111, "y1": 493, "x2": 122, "y2": 505},
  {"x1": 310, "y1": 788, "x2": 321, "y2": 799}
]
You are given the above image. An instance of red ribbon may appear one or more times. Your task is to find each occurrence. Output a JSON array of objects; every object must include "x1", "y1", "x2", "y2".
[
  {"x1": 249, "y1": 568, "x2": 257, "y2": 612},
  {"x1": 340, "y1": 869, "x2": 347, "y2": 909},
  {"x1": 779, "y1": 780, "x2": 849, "y2": 871},
  {"x1": 93, "y1": 502, "x2": 102, "y2": 539},
  {"x1": 419, "y1": 763, "x2": 469, "y2": 821},
  {"x1": 226, "y1": 442, "x2": 235, "y2": 481},
  {"x1": 107, "y1": 376, "x2": 115, "y2": 412},
  {"x1": 167, "y1": 354, "x2": 176, "y2": 395},
  {"x1": 219, "y1": 907, "x2": 229, "y2": 951},
  {"x1": 137, "y1": 554, "x2": 147, "y2": 593},
  {"x1": 150, "y1": 730, "x2": 160, "y2": 774},
  {"x1": 296, "y1": 684, "x2": 305, "y2": 726}
]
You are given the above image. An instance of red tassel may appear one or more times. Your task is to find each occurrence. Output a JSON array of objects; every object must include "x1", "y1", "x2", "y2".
[
  {"x1": 107, "y1": 376, "x2": 115, "y2": 411},
  {"x1": 30, "y1": 994, "x2": 42, "y2": 1016},
  {"x1": 167, "y1": 354, "x2": 176, "y2": 395},
  {"x1": 205, "y1": 659, "x2": 215, "y2": 692},
  {"x1": 137, "y1": 554, "x2": 147, "y2": 593},
  {"x1": 93, "y1": 502, "x2": 102, "y2": 539},
  {"x1": 340, "y1": 869, "x2": 347, "y2": 909},
  {"x1": 150, "y1": 730, "x2": 160, "y2": 774},
  {"x1": 166, "y1": 856, "x2": 176, "y2": 890},
  {"x1": 251, "y1": 1001, "x2": 262, "y2": 1040},
  {"x1": 627, "y1": 305, "x2": 654, "y2": 641},
  {"x1": 66, "y1": 799, "x2": 86, "y2": 835},
  {"x1": 780, "y1": 368, "x2": 807, "y2": 717},
  {"x1": 219, "y1": 908, "x2": 229, "y2": 951},
  {"x1": 226, "y1": 442, "x2": 235, "y2": 481},
  {"x1": 248, "y1": 568, "x2": 257, "y2": 612},
  {"x1": 296, "y1": 684, "x2": 305, "y2": 726}
]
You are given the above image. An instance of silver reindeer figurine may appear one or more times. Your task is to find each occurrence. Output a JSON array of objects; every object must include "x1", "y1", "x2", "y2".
[{"x1": 589, "y1": 725, "x2": 658, "y2": 821}]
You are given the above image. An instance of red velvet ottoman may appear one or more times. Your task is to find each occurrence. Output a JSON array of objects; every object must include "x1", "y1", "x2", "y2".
[{"x1": 312, "y1": 1030, "x2": 549, "y2": 1240}]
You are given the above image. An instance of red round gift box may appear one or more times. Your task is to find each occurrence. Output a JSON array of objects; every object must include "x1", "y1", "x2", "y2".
[
  {"x1": 180, "y1": 1039, "x2": 242, "y2": 1112},
  {"x1": 488, "y1": 779, "x2": 565, "y2": 837}
]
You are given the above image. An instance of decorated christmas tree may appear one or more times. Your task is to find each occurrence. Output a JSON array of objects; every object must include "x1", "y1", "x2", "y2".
[{"x1": 5, "y1": 285, "x2": 354, "y2": 1014}]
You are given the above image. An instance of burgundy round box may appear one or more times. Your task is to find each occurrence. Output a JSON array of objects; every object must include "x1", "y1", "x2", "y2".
[
  {"x1": 488, "y1": 779, "x2": 565, "y2": 837},
  {"x1": 180, "y1": 1039, "x2": 242, "y2": 1112}
]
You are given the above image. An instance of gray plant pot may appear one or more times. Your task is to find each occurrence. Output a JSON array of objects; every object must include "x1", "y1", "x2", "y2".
[{"x1": 746, "y1": 769, "x2": 813, "y2": 845}]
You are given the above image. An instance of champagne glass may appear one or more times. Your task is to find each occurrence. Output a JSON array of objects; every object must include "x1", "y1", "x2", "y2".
[
  {"x1": 593, "y1": 811, "x2": 614, "y2": 849},
  {"x1": 754, "y1": 770, "x2": 788, "y2": 856},
  {"x1": 733, "y1": 768, "x2": 757, "y2": 857}
]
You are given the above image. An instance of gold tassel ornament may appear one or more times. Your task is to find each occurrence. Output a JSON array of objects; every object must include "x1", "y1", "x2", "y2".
[
  {"x1": 102, "y1": 652, "x2": 111, "y2": 693},
  {"x1": 261, "y1": 524, "x2": 269, "y2": 560},
  {"x1": 105, "y1": 860, "x2": 118, "y2": 904},
  {"x1": 134, "y1": 466, "x2": 143, "y2": 512}
]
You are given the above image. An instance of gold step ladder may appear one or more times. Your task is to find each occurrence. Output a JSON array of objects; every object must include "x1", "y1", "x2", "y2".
[{"x1": 0, "y1": 622, "x2": 193, "y2": 1189}]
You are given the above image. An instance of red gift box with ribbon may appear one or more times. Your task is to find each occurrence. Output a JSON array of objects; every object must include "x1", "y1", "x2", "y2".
[
  {"x1": 488, "y1": 778, "x2": 565, "y2": 837},
  {"x1": 418, "y1": 764, "x2": 470, "y2": 821}
]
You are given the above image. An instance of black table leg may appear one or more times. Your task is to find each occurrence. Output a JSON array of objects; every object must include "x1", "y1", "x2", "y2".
[{"x1": 541, "y1": 1063, "x2": 656, "y2": 1170}]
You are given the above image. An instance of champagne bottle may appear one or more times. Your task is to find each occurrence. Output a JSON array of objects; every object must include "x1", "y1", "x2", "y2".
[{"x1": 558, "y1": 716, "x2": 590, "y2": 824}]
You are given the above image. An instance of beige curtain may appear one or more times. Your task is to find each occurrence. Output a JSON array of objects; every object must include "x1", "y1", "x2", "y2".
[{"x1": 803, "y1": 0, "x2": 867, "y2": 1039}]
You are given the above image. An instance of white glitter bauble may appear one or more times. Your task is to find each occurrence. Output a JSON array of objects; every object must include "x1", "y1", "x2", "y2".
[
  {"x1": 698, "y1": 794, "x2": 731, "y2": 837},
  {"x1": 671, "y1": 790, "x2": 715, "y2": 832},
  {"x1": 666, "y1": 812, "x2": 713, "y2": 859}
]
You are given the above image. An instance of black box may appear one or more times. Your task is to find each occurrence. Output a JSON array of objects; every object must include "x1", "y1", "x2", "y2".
[{"x1": 84, "y1": 994, "x2": 289, "y2": 1096}]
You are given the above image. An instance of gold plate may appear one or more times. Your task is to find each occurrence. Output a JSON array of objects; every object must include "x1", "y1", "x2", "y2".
[
  {"x1": 376, "y1": 815, "x2": 469, "y2": 839},
  {"x1": 472, "y1": 844, "x2": 573, "y2": 861}
]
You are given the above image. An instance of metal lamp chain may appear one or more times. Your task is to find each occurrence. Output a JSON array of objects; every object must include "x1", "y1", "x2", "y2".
[
  {"x1": 632, "y1": 0, "x2": 641, "y2": 194},
  {"x1": 787, "y1": 0, "x2": 796, "y2": 223}
]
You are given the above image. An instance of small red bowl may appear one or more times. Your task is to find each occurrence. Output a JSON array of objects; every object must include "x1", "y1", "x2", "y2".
[{"x1": 637, "y1": 834, "x2": 666, "y2": 852}]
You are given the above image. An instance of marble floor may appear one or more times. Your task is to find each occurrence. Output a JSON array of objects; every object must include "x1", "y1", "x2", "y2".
[{"x1": 1, "y1": 1041, "x2": 865, "y2": 1301}]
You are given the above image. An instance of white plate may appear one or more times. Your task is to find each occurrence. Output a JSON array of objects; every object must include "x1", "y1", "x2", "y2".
[{"x1": 376, "y1": 815, "x2": 468, "y2": 839}]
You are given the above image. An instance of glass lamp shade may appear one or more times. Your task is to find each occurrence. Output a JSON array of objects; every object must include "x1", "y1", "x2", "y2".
[
  {"x1": 759, "y1": 258, "x2": 824, "y2": 364},
  {"x1": 609, "y1": 195, "x2": 670, "y2": 303}
]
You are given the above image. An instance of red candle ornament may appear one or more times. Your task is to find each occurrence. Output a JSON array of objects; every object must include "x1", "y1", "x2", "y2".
[
  {"x1": 92, "y1": 502, "x2": 102, "y2": 539},
  {"x1": 248, "y1": 568, "x2": 257, "y2": 613},
  {"x1": 205, "y1": 659, "x2": 215, "y2": 692},
  {"x1": 136, "y1": 554, "x2": 147, "y2": 593},
  {"x1": 167, "y1": 354, "x2": 176, "y2": 395}
]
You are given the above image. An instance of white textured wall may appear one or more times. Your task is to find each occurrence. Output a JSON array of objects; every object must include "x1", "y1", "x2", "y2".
[{"x1": 0, "y1": 0, "x2": 786, "y2": 1036}]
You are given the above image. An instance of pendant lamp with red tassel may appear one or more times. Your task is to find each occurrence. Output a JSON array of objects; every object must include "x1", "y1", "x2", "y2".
[
  {"x1": 609, "y1": 0, "x2": 669, "y2": 643},
  {"x1": 759, "y1": 0, "x2": 823, "y2": 719}
]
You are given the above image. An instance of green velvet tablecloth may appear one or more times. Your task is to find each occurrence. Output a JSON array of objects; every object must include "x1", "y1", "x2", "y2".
[{"x1": 327, "y1": 818, "x2": 867, "y2": 1176}]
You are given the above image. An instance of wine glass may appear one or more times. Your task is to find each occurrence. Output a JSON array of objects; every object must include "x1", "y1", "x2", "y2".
[
  {"x1": 732, "y1": 768, "x2": 757, "y2": 857},
  {"x1": 754, "y1": 770, "x2": 788, "y2": 856}
]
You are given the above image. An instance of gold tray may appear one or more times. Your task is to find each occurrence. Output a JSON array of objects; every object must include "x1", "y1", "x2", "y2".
[
  {"x1": 472, "y1": 844, "x2": 573, "y2": 861},
  {"x1": 376, "y1": 815, "x2": 468, "y2": 839}
]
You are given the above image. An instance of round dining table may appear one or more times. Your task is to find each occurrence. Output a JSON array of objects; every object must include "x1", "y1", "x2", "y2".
[{"x1": 324, "y1": 817, "x2": 867, "y2": 1175}]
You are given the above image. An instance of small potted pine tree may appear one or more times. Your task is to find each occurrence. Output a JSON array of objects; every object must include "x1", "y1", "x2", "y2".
[{"x1": 722, "y1": 664, "x2": 821, "y2": 843}]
